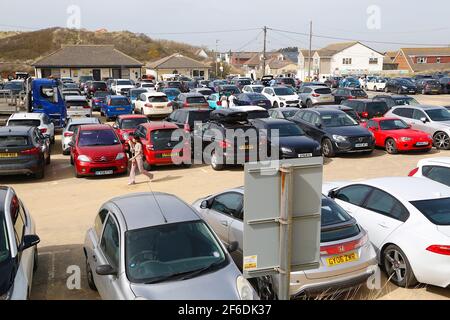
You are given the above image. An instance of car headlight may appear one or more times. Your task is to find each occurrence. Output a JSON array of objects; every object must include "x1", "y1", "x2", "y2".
[
  {"x1": 116, "y1": 152, "x2": 126, "y2": 160},
  {"x1": 402, "y1": 86, "x2": 407, "y2": 89},
  {"x1": 236, "y1": 276, "x2": 254, "y2": 300},
  {"x1": 77, "y1": 155, "x2": 92, "y2": 162},
  {"x1": 332, "y1": 135, "x2": 347, "y2": 142},
  {"x1": 279, "y1": 97, "x2": 286, "y2": 101},
  {"x1": 281, "y1": 147, "x2": 293, "y2": 154},
  {"x1": 400, "y1": 137, "x2": 412, "y2": 142},
  {"x1": 122, "y1": 133, "x2": 130, "y2": 141}
]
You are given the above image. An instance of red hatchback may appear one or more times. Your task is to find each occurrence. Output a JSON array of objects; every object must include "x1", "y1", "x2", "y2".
[
  {"x1": 363, "y1": 117, "x2": 432, "y2": 154},
  {"x1": 113, "y1": 115, "x2": 149, "y2": 153},
  {"x1": 134, "y1": 122, "x2": 190, "y2": 170},
  {"x1": 70, "y1": 124, "x2": 128, "y2": 177}
]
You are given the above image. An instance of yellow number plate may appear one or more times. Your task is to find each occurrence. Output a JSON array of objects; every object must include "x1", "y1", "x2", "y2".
[
  {"x1": 162, "y1": 153, "x2": 176, "y2": 158},
  {"x1": 0, "y1": 153, "x2": 18, "y2": 158},
  {"x1": 239, "y1": 145, "x2": 254, "y2": 150},
  {"x1": 327, "y1": 252, "x2": 359, "y2": 267}
]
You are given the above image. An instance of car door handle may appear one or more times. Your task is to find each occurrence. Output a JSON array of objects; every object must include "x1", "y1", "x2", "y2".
[
  {"x1": 378, "y1": 222, "x2": 389, "y2": 229},
  {"x1": 220, "y1": 220, "x2": 229, "y2": 227},
  {"x1": 92, "y1": 255, "x2": 97, "y2": 262}
]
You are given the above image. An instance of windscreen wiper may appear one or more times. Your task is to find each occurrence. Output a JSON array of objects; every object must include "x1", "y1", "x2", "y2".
[{"x1": 179, "y1": 261, "x2": 223, "y2": 281}]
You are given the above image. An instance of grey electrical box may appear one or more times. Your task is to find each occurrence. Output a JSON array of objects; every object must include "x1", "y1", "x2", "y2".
[{"x1": 243, "y1": 158, "x2": 323, "y2": 279}]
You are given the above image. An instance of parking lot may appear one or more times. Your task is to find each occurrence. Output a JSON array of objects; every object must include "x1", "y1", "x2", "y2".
[{"x1": 0, "y1": 92, "x2": 447, "y2": 300}]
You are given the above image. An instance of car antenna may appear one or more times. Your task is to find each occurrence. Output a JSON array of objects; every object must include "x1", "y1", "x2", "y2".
[{"x1": 146, "y1": 181, "x2": 168, "y2": 223}]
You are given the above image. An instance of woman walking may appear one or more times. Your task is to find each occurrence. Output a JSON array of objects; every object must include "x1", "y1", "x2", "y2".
[{"x1": 128, "y1": 134, "x2": 154, "y2": 185}]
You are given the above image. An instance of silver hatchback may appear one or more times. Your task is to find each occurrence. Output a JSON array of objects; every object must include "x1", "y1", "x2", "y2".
[
  {"x1": 193, "y1": 187, "x2": 377, "y2": 298},
  {"x1": 83, "y1": 192, "x2": 257, "y2": 300},
  {"x1": 299, "y1": 86, "x2": 334, "y2": 108}
]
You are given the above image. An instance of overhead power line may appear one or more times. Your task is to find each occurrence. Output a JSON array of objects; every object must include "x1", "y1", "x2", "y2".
[{"x1": 146, "y1": 28, "x2": 261, "y2": 36}]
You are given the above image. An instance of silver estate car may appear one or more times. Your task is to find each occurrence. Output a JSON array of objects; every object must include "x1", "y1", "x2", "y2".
[
  {"x1": 83, "y1": 192, "x2": 257, "y2": 300},
  {"x1": 299, "y1": 86, "x2": 334, "y2": 108},
  {"x1": 193, "y1": 187, "x2": 378, "y2": 299},
  {"x1": 0, "y1": 187, "x2": 40, "y2": 300}
]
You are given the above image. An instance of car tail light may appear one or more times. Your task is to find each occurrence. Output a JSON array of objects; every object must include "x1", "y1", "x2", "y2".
[
  {"x1": 83, "y1": 105, "x2": 90, "y2": 109},
  {"x1": 312, "y1": 93, "x2": 320, "y2": 97},
  {"x1": 40, "y1": 128, "x2": 47, "y2": 134},
  {"x1": 408, "y1": 167, "x2": 419, "y2": 176},
  {"x1": 21, "y1": 147, "x2": 40, "y2": 155},
  {"x1": 167, "y1": 102, "x2": 173, "y2": 107},
  {"x1": 183, "y1": 102, "x2": 189, "y2": 108},
  {"x1": 347, "y1": 96, "x2": 354, "y2": 100},
  {"x1": 426, "y1": 245, "x2": 450, "y2": 256},
  {"x1": 361, "y1": 112, "x2": 369, "y2": 118},
  {"x1": 217, "y1": 101, "x2": 222, "y2": 106},
  {"x1": 320, "y1": 233, "x2": 368, "y2": 255},
  {"x1": 64, "y1": 132, "x2": 73, "y2": 137},
  {"x1": 218, "y1": 140, "x2": 232, "y2": 148},
  {"x1": 145, "y1": 103, "x2": 153, "y2": 108}
]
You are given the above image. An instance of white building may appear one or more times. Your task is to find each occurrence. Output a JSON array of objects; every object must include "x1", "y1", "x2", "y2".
[{"x1": 298, "y1": 42, "x2": 384, "y2": 81}]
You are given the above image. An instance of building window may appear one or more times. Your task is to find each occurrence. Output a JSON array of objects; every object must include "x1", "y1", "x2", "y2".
[
  {"x1": 417, "y1": 57, "x2": 427, "y2": 64},
  {"x1": 343, "y1": 58, "x2": 352, "y2": 65},
  {"x1": 369, "y1": 58, "x2": 378, "y2": 65},
  {"x1": 437, "y1": 57, "x2": 441, "y2": 64}
]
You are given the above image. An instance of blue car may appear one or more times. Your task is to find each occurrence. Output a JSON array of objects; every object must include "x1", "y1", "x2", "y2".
[
  {"x1": 101, "y1": 95, "x2": 132, "y2": 121},
  {"x1": 207, "y1": 93, "x2": 222, "y2": 109},
  {"x1": 339, "y1": 77, "x2": 361, "y2": 88},
  {"x1": 161, "y1": 88, "x2": 181, "y2": 101}
]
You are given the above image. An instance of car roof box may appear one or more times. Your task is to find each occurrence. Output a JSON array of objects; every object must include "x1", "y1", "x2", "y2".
[{"x1": 210, "y1": 109, "x2": 248, "y2": 123}]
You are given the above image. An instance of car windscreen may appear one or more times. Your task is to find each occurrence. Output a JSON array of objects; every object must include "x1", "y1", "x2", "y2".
[
  {"x1": 149, "y1": 96, "x2": 169, "y2": 103},
  {"x1": 320, "y1": 197, "x2": 360, "y2": 242},
  {"x1": 187, "y1": 96, "x2": 206, "y2": 104},
  {"x1": 394, "y1": 97, "x2": 419, "y2": 105},
  {"x1": 66, "y1": 100, "x2": 88, "y2": 107},
  {"x1": 117, "y1": 80, "x2": 132, "y2": 86},
  {"x1": 163, "y1": 89, "x2": 180, "y2": 96},
  {"x1": 410, "y1": 198, "x2": 450, "y2": 226},
  {"x1": 121, "y1": 118, "x2": 148, "y2": 130},
  {"x1": 92, "y1": 82, "x2": 107, "y2": 89},
  {"x1": 110, "y1": 98, "x2": 130, "y2": 106},
  {"x1": 247, "y1": 93, "x2": 267, "y2": 101},
  {"x1": 425, "y1": 109, "x2": 450, "y2": 122},
  {"x1": 188, "y1": 111, "x2": 212, "y2": 126},
  {"x1": 197, "y1": 89, "x2": 213, "y2": 96},
  {"x1": 424, "y1": 80, "x2": 440, "y2": 85},
  {"x1": 251, "y1": 86, "x2": 264, "y2": 93},
  {"x1": 0, "y1": 135, "x2": 29, "y2": 147},
  {"x1": 94, "y1": 92, "x2": 109, "y2": 98},
  {"x1": 398, "y1": 79, "x2": 414, "y2": 85},
  {"x1": 274, "y1": 87, "x2": 295, "y2": 96},
  {"x1": 315, "y1": 88, "x2": 332, "y2": 94},
  {"x1": 8, "y1": 119, "x2": 41, "y2": 127},
  {"x1": 351, "y1": 89, "x2": 367, "y2": 97},
  {"x1": 379, "y1": 119, "x2": 409, "y2": 130},
  {"x1": 167, "y1": 82, "x2": 182, "y2": 88},
  {"x1": 125, "y1": 221, "x2": 226, "y2": 284},
  {"x1": 78, "y1": 130, "x2": 120, "y2": 147},
  {"x1": 366, "y1": 102, "x2": 389, "y2": 116},
  {"x1": 321, "y1": 113, "x2": 358, "y2": 127},
  {"x1": 267, "y1": 123, "x2": 304, "y2": 137},
  {"x1": 130, "y1": 90, "x2": 147, "y2": 99},
  {"x1": 0, "y1": 212, "x2": 10, "y2": 264}
]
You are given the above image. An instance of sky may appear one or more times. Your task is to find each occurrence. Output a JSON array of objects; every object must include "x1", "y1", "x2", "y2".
[{"x1": 0, "y1": 0, "x2": 449, "y2": 53}]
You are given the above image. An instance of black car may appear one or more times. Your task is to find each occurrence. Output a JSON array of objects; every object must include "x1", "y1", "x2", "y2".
[
  {"x1": 161, "y1": 81, "x2": 184, "y2": 92},
  {"x1": 0, "y1": 126, "x2": 51, "y2": 179},
  {"x1": 268, "y1": 107, "x2": 300, "y2": 120},
  {"x1": 165, "y1": 108, "x2": 212, "y2": 133},
  {"x1": 250, "y1": 118, "x2": 321, "y2": 160},
  {"x1": 231, "y1": 78, "x2": 252, "y2": 90},
  {"x1": 171, "y1": 93, "x2": 209, "y2": 109},
  {"x1": 234, "y1": 93, "x2": 271, "y2": 110},
  {"x1": 193, "y1": 109, "x2": 258, "y2": 170},
  {"x1": 289, "y1": 108, "x2": 375, "y2": 157},
  {"x1": 274, "y1": 77, "x2": 296, "y2": 88},
  {"x1": 372, "y1": 95, "x2": 420, "y2": 109},
  {"x1": 439, "y1": 77, "x2": 450, "y2": 94},
  {"x1": 86, "y1": 81, "x2": 108, "y2": 98},
  {"x1": 415, "y1": 79, "x2": 442, "y2": 95},
  {"x1": 341, "y1": 99, "x2": 389, "y2": 121},
  {"x1": 332, "y1": 88, "x2": 368, "y2": 104},
  {"x1": 217, "y1": 85, "x2": 241, "y2": 96},
  {"x1": 261, "y1": 75, "x2": 274, "y2": 87},
  {"x1": 385, "y1": 78, "x2": 417, "y2": 94}
]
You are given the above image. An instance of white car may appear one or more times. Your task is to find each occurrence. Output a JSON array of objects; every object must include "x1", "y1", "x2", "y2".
[
  {"x1": 136, "y1": 82, "x2": 156, "y2": 90},
  {"x1": 0, "y1": 187, "x2": 40, "y2": 300},
  {"x1": 366, "y1": 78, "x2": 387, "y2": 92},
  {"x1": 65, "y1": 95, "x2": 92, "y2": 118},
  {"x1": 409, "y1": 157, "x2": 450, "y2": 188},
  {"x1": 6, "y1": 112, "x2": 55, "y2": 144},
  {"x1": 110, "y1": 79, "x2": 135, "y2": 95},
  {"x1": 261, "y1": 86, "x2": 300, "y2": 108},
  {"x1": 61, "y1": 117, "x2": 101, "y2": 155},
  {"x1": 242, "y1": 85, "x2": 264, "y2": 94},
  {"x1": 324, "y1": 177, "x2": 450, "y2": 288},
  {"x1": 134, "y1": 92, "x2": 173, "y2": 117}
]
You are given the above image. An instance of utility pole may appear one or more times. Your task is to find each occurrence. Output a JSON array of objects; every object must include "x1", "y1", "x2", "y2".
[
  {"x1": 262, "y1": 26, "x2": 267, "y2": 77},
  {"x1": 215, "y1": 39, "x2": 219, "y2": 77},
  {"x1": 308, "y1": 21, "x2": 313, "y2": 80}
]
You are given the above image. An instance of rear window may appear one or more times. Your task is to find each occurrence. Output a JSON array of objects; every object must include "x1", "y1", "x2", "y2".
[
  {"x1": 121, "y1": 118, "x2": 148, "y2": 130},
  {"x1": 8, "y1": 119, "x2": 41, "y2": 127},
  {"x1": 188, "y1": 111, "x2": 212, "y2": 126},
  {"x1": 150, "y1": 129, "x2": 177, "y2": 150},
  {"x1": 351, "y1": 90, "x2": 367, "y2": 96},
  {"x1": 94, "y1": 92, "x2": 109, "y2": 98},
  {"x1": 67, "y1": 100, "x2": 88, "y2": 107},
  {"x1": 149, "y1": 96, "x2": 168, "y2": 103},
  {"x1": 320, "y1": 198, "x2": 360, "y2": 242},
  {"x1": 0, "y1": 135, "x2": 29, "y2": 147},
  {"x1": 238, "y1": 80, "x2": 251, "y2": 85},
  {"x1": 110, "y1": 98, "x2": 130, "y2": 106},
  {"x1": 247, "y1": 93, "x2": 267, "y2": 101},
  {"x1": 92, "y1": 82, "x2": 107, "y2": 89},
  {"x1": 187, "y1": 96, "x2": 207, "y2": 104},
  {"x1": 411, "y1": 198, "x2": 450, "y2": 226},
  {"x1": 394, "y1": 98, "x2": 419, "y2": 106},
  {"x1": 117, "y1": 80, "x2": 132, "y2": 86},
  {"x1": 164, "y1": 89, "x2": 181, "y2": 96},
  {"x1": 315, "y1": 88, "x2": 332, "y2": 94},
  {"x1": 198, "y1": 89, "x2": 213, "y2": 96},
  {"x1": 246, "y1": 111, "x2": 270, "y2": 120},
  {"x1": 367, "y1": 102, "x2": 389, "y2": 115},
  {"x1": 280, "y1": 78, "x2": 296, "y2": 85}
]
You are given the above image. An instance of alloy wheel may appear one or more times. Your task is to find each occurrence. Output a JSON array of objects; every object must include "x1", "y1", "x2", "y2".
[
  {"x1": 434, "y1": 133, "x2": 450, "y2": 149},
  {"x1": 384, "y1": 248, "x2": 407, "y2": 283},
  {"x1": 385, "y1": 140, "x2": 397, "y2": 154}
]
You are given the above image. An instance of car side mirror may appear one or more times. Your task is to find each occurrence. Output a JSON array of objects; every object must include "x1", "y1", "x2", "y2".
[
  {"x1": 112, "y1": 124, "x2": 118, "y2": 129},
  {"x1": 420, "y1": 117, "x2": 428, "y2": 123},
  {"x1": 19, "y1": 235, "x2": 40, "y2": 251},
  {"x1": 200, "y1": 200, "x2": 210, "y2": 209},
  {"x1": 96, "y1": 265, "x2": 117, "y2": 276},
  {"x1": 328, "y1": 190, "x2": 337, "y2": 199},
  {"x1": 315, "y1": 123, "x2": 322, "y2": 128},
  {"x1": 227, "y1": 241, "x2": 239, "y2": 254}
]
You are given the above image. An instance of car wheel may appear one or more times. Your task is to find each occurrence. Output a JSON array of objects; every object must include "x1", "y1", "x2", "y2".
[
  {"x1": 51, "y1": 136, "x2": 55, "y2": 145},
  {"x1": 433, "y1": 132, "x2": 450, "y2": 150},
  {"x1": 384, "y1": 87, "x2": 389, "y2": 93},
  {"x1": 33, "y1": 247, "x2": 38, "y2": 273},
  {"x1": 86, "y1": 259, "x2": 97, "y2": 291},
  {"x1": 35, "y1": 167, "x2": 45, "y2": 179},
  {"x1": 143, "y1": 160, "x2": 152, "y2": 171},
  {"x1": 273, "y1": 102, "x2": 279, "y2": 109},
  {"x1": 62, "y1": 149, "x2": 70, "y2": 156},
  {"x1": 321, "y1": 138, "x2": 335, "y2": 158},
  {"x1": 211, "y1": 151, "x2": 224, "y2": 171},
  {"x1": 253, "y1": 276, "x2": 277, "y2": 300},
  {"x1": 383, "y1": 244, "x2": 417, "y2": 288},
  {"x1": 70, "y1": 155, "x2": 74, "y2": 165},
  {"x1": 306, "y1": 100, "x2": 313, "y2": 108},
  {"x1": 385, "y1": 138, "x2": 398, "y2": 154},
  {"x1": 46, "y1": 153, "x2": 51, "y2": 165}
]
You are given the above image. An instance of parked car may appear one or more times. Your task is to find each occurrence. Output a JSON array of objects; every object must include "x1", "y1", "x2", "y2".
[
  {"x1": 62, "y1": 88, "x2": 82, "y2": 99},
  {"x1": 229, "y1": 106, "x2": 270, "y2": 120},
  {"x1": 172, "y1": 93, "x2": 209, "y2": 110},
  {"x1": 69, "y1": 124, "x2": 128, "y2": 178},
  {"x1": 161, "y1": 88, "x2": 181, "y2": 101},
  {"x1": 165, "y1": 108, "x2": 212, "y2": 134},
  {"x1": 85, "y1": 81, "x2": 108, "y2": 98},
  {"x1": 262, "y1": 86, "x2": 300, "y2": 108},
  {"x1": 0, "y1": 187, "x2": 40, "y2": 300},
  {"x1": 2, "y1": 80, "x2": 25, "y2": 95},
  {"x1": 316, "y1": 105, "x2": 361, "y2": 123},
  {"x1": 268, "y1": 107, "x2": 300, "y2": 120},
  {"x1": 366, "y1": 77, "x2": 387, "y2": 92},
  {"x1": 408, "y1": 157, "x2": 450, "y2": 188},
  {"x1": 372, "y1": 95, "x2": 419, "y2": 109},
  {"x1": 91, "y1": 91, "x2": 110, "y2": 112},
  {"x1": 112, "y1": 114, "x2": 149, "y2": 147},
  {"x1": 363, "y1": 117, "x2": 432, "y2": 154},
  {"x1": 61, "y1": 117, "x2": 101, "y2": 155},
  {"x1": 338, "y1": 77, "x2": 360, "y2": 88},
  {"x1": 234, "y1": 93, "x2": 271, "y2": 110},
  {"x1": 299, "y1": 86, "x2": 334, "y2": 108},
  {"x1": 0, "y1": 126, "x2": 50, "y2": 179},
  {"x1": 83, "y1": 192, "x2": 256, "y2": 300},
  {"x1": 193, "y1": 188, "x2": 377, "y2": 298},
  {"x1": 217, "y1": 85, "x2": 241, "y2": 97},
  {"x1": 134, "y1": 122, "x2": 190, "y2": 170},
  {"x1": 242, "y1": 85, "x2": 264, "y2": 93},
  {"x1": 110, "y1": 79, "x2": 135, "y2": 96},
  {"x1": 290, "y1": 108, "x2": 375, "y2": 157},
  {"x1": 101, "y1": 96, "x2": 133, "y2": 121},
  {"x1": 341, "y1": 99, "x2": 389, "y2": 121},
  {"x1": 190, "y1": 88, "x2": 214, "y2": 97},
  {"x1": 160, "y1": 81, "x2": 184, "y2": 92},
  {"x1": 385, "y1": 79, "x2": 417, "y2": 94},
  {"x1": 415, "y1": 79, "x2": 442, "y2": 95},
  {"x1": 324, "y1": 177, "x2": 450, "y2": 288},
  {"x1": 65, "y1": 95, "x2": 92, "y2": 118},
  {"x1": 79, "y1": 76, "x2": 94, "y2": 91},
  {"x1": 332, "y1": 88, "x2": 368, "y2": 104},
  {"x1": 261, "y1": 75, "x2": 274, "y2": 87},
  {"x1": 325, "y1": 76, "x2": 343, "y2": 88},
  {"x1": 136, "y1": 82, "x2": 156, "y2": 90},
  {"x1": 134, "y1": 92, "x2": 173, "y2": 117},
  {"x1": 385, "y1": 105, "x2": 450, "y2": 150},
  {"x1": 7, "y1": 113, "x2": 55, "y2": 144},
  {"x1": 207, "y1": 93, "x2": 222, "y2": 110},
  {"x1": 231, "y1": 78, "x2": 252, "y2": 90},
  {"x1": 273, "y1": 77, "x2": 296, "y2": 88},
  {"x1": 438, "y1": 77, "x2": 450, "y2": 94}
]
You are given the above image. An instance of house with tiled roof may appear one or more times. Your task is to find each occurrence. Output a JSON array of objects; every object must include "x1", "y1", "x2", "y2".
[
  {"x1": 242, "y1": 52, "x2": 296, "y2": 78},
  {"x1": 297, "y1": 41, "x2": 384, "y2": 80},
  {"x1": 146, "y1": 53, "x2": 210, "y2": 80},
  {"x1": 393, "y1": 48, "x2": 450, "y2": 73}
]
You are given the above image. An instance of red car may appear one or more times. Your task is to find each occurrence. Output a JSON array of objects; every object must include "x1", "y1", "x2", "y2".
[
  {"x1": 70, "y1": 124, "x2": 128, "y2": 177},
  {"x1": 135, "y1": 122, "x2": 191, "y2": 170},
  {"x1": 363, "y1": 117, "x2": 433, "y2": 154},
  {"x1": 113, "y1": 114, "x2": 149, "y2": 154}
]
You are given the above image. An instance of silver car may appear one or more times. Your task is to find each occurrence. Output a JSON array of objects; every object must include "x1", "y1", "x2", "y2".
[
  {"x1": 61, "y1": 117, "x2": 101, "y2": 155},
  {"x1": 193, "y1": 187, "x2": 377, "y2": 299},
  {"x1": 385, "y1": 105, "x2": 450, "y2": 150},
  {"x1": 0, "y1": 187, "x2": 40, "y2": 300},
  {"x1": 83, "y1": 192, "x2": 257, "y2": 300},
  {"x1": 299, "y1": 86, "x2": 334, "y2": 108}
]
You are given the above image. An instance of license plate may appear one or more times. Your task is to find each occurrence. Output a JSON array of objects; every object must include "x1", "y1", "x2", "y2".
[
  {"x1": 0, "y1": 153, "x2": 18, "y2": 158},
  {"x1": 95, "y1": 170, "x2": 114, "y2": 176},
  {"x1": 416, "y1": 142, "x2": 429, "y2": 146},
  {"x1": 298, "y1": 153, "x2": 313, "y2": 158},
  {"x1": 116, "y1": 108, "x2": 125, "y2": 111},
  {"x1": 321, "y1": 97, "x2": 331, "y2": 100},
  {"x1": 239, "y1": 145, "x2": 254, "y2": 150},
  {"x1": 161, "y1": 153, "x2": 176, "y2": 158},
  {"x1": 355, "y1": 143, "x2": 369, "y2": 148},
  {"x1": 327, "y1": 252, "x2": 359, "y2": 267}
]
